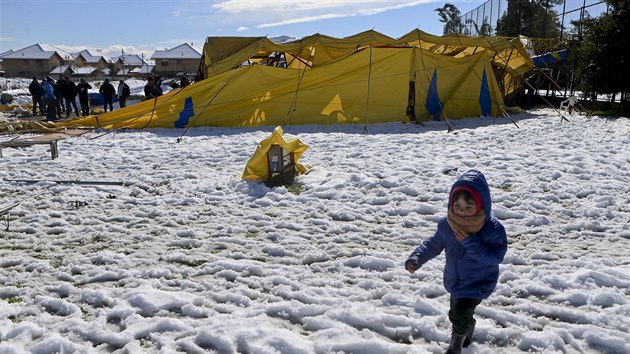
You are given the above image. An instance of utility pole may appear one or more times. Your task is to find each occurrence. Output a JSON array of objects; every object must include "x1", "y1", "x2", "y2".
[
  {"x1": 121, "y1": 48, "x2": 125, "y2": 79},
  {"x1": 142, "y1": 53, "x2": 146, "y2": 75}
]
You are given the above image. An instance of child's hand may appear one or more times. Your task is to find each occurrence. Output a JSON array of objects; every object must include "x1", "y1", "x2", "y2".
[
  {"x1": 454, "y1": 229, "x2": 470, "y2": 241},
  {"x1": 405, "y1": 259, "x2": 418, "y2": 273}
]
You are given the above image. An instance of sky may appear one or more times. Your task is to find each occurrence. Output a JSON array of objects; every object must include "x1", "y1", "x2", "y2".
[
  {"x1": 0, "y1": 0, "x2": 485, "y2": 57},
  {"x1": 0, "y1": 78, "x2": 629, "y2": 353}
]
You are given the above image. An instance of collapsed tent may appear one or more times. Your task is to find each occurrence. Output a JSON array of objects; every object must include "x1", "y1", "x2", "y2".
[
  {"x1": 59, "y1": 29, "x2": 533, "y2": 130},
  {"x1": 242, "y1": 126, "x2": 309, "y2": 184}
]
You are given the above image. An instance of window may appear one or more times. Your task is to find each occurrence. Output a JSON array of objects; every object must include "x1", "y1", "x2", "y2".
[
  {"x1": 161, "y1": 60, "x2": 169, "y2": 67},
  {"x1": 176, "y1": 60, "x2": 182, "y2": 65}
]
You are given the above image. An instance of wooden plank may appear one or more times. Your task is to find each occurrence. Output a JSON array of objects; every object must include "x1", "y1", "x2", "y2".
[{"x1": 0, "y1": 129, "x2": 90, "y2": 159}]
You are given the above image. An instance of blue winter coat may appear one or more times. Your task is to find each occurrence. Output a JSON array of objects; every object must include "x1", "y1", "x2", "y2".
[
  {"x1": 42, "y1": 81, "x2": 56, "y2": 102},
  {"x1": 406, "y1": 170, "x2": 507, "y2": 300}
]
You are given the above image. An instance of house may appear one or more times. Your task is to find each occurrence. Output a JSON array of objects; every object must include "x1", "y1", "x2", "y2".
[
  {"x1": 47, "y1": 65, "x2": 108, "y2": 79},
  {"x1": 72, "y1": 49, "x2": 111, "y2": 70},
  {"x1": 151, "y1": 43, "x2": 201, "y2": 77},
  {"x1": 0, "y1": 49, "x2": 14, "y2": 76},
  {"x1": 0, "y1": 43, "x2": 74, "y2": 78},
  {"x1": 129, "y1": 63, "x2": 155, "y2": 78},
  {"x1": 112, "y1": 53, "x2": 145, "y2": 77}
]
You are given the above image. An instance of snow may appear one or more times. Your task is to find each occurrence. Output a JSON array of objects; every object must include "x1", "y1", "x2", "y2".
[{"x1": 1, "y1": 78, "x2": 630, "y2": 353}]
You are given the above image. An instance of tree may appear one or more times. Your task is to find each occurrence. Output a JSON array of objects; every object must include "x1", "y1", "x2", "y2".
[
  {"x1": 466, "y1": 17, "x2": 493, "y2": 36},
  {"x1": 572, "y1": 0, "x2": 630, "y2": 107},
  {"x1": 435, "y1": 3, "x2": 464, "y2": 34},
  {"x1": 495, "y1": 0, "x2": 563, "y2": 39}
]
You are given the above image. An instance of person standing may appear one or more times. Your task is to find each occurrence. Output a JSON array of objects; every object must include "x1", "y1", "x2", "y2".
[
  {"x1": 180, "y1": 77, "x2": 191, "y2": 88},
  {"x1": 405, "y1": 169, "x2": 507, "y2": 354},
  {"x1": 53, "y1": 77, "x2": 64, "y2": 119},
  {"x1": 99, "y1": 78, "x2": 116, "y2": 112},
  {"x1": 28, "y1": 76, "x2": 44, "y2": 116},
  {"x1": 61, "y1": 76, "x2": 80, "y2": 118},
  {"x1": 42, "y1": 76, "x2": 58, "y2": 121},
  {"x1": 117, "y1": 79, "x2": 131, "y2": 108},
  {"x1": 76, "y1": 78, "x2": 92, "y2": 117},
  {"x1": 143, "y1": 76, "x2": 162, "y2": 100}
]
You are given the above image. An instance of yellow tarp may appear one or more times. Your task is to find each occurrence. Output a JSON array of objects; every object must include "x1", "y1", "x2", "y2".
[
  {"x1": 242, "y1": 126, "x2": 309, "y2": 182},
  {"x1": 56, "y1": 29, "x2": 533, "y2": 130}
]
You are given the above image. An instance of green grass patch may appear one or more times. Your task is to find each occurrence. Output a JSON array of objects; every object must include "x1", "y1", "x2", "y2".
[
  {"x1": 7, "y1": 297, "x2": 21, "y2": 304},
  {"x1": 191, "y1": 260, "x2": 207, "y2": 267},
  {"x1": 287, "y1": 184, "x2": 303, "y2": 195},
  {"x1": 500, "y1": 185, "x2": 513, "y2": 192}
]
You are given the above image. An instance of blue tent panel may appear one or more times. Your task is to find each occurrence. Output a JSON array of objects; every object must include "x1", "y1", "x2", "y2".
[
  {"x1": 479, "y1": 68, "x2": 491, "y2": 117},
  {"x1": 425, "y1": 69, "x2": 442, "y2": 121},
  {"x1": 532, "y1": 49, "x2": 568, "y2": 67}
]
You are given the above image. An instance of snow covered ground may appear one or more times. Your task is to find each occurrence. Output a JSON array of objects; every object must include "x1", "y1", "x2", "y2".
[{"x1": 0, "y1": 78, "x2": 629, "y2": 353}]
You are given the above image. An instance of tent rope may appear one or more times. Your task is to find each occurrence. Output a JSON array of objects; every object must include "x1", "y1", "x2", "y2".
[
  {"x1": 415, "y1": 29, "x2": 453, "y2": 132},
  {"x1": 456, "y1": 34, "x2": 521, "y2": 129},
  {"x1": 89, "y1": 80, "x2": 189, "y2": 136},
  {"x1": 176, "y1": 68, "x2": 243, "y2": 142},
  {"x1": 283, "y1": 35, "x2": 319, "y2": 128}
]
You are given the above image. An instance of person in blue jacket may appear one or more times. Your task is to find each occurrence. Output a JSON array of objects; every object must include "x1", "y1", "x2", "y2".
[
  {"x1": 405, "y1": 169, "x2": 507, "y2": 354},
  {"x1": 42, "y1": 76, "x2": 58, "y2": 121}
]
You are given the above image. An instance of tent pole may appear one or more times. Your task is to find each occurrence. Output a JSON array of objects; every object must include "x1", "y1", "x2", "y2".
[
  {"x1": 363, "y1": 30, "x2": 375, "y2": 134},
  {"x1": 480, "y1": 37, "x2": 522, "y2": 128}
]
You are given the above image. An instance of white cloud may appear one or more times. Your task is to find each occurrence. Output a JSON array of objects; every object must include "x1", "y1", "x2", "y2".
[
  {"x1": 256, "y1": 13, "x2": 347, "y2": 29},
  {"x1": 213, "y1": 0, "x2": 421, "y2": 13},
  {"x1": 211, "y1": 0, "x2": 435, "y2": 30},
  {"x1": 173, "y1": 10, "x2": 181, "y2": 17},
  {"x1": 237, "y1": 26, "x2": 249, "y2": 32}
]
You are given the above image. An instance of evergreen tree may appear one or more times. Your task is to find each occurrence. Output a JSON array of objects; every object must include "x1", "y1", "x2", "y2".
[
  {"x1": 466, "y1": 17, "x2": 493, "y2": 36},
  {"x1": 435, "y1": 3, "x2": 464, "y2": 34},
  {"x1": 495, "y1": 0, "x2": 563, "y2": 39},
  {"x1": 572, "y1": 0, "x2": 630, "y2": 106}
]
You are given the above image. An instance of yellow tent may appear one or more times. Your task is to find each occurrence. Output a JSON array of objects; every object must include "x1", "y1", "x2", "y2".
[{"x1": 58, "y1": 29, "x2": 533, "y2": 130}]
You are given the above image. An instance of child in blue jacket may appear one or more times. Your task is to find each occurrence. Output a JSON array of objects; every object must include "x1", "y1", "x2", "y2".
[{"x1": 405, "y1": 169, "x2": 507, "y2": 354}]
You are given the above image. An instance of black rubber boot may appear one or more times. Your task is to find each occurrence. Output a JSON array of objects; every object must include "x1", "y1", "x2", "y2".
[
  {"x1": 463, "y1": 319, "x2": 476, "y2": 348},
  {"x1": 445, "y1": 332, "x2": 466, "y2": 354}
]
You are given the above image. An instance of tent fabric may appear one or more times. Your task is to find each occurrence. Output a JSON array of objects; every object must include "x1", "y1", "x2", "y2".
[
  {"x1": 241, "y1": 126, "x2": 309, "y2": 182},
  {"x1": 57, "y1": 29, "x2": 533, "y2": 131},
  {"x1": 531, "y1": 49, "x2": 569, "y2": 67}
]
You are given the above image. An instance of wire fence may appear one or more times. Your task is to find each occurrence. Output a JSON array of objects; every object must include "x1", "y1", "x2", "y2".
[{"x1": 454, "y1": 0, "x2": 608, "y2": 41}]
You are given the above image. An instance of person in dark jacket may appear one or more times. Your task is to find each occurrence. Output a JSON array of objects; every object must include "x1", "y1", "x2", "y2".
[
  {"x1": 53, "y1": 77, "x2": 64, "y2": 119},
  {"x1": 143, "y1": 75, "x2": 162, "y2": 100},
  {"x1": 76, "y1": 78, "x2": 92, "y2": 117},
  {"x1": 405, "y1": 169, "x2": 507, "y2": 354},
  {"x1": 28, "y1": 76, "x2": 44, "y2": 116},
  {"x1": 61, "y1": 76, "x2": 80, "y2": 118},
  {"x1": 180, "y1": 76, "x2": 191, "y2": 88},
  {"x1": 117, "y1": 79, "x2": 131, "y2": 108},
  {"x1": 99, "y1": 78, "x2": 116, "y2": 112}
]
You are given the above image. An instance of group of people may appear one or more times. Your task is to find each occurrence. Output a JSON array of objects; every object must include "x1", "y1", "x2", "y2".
[
  {"x1": 29, "y1": 75, "x2": 93, "y2": 121},
  {"x1": 29, "y1": 74, "x2": 194, "y2": 121},
  {"x1": 97, "y1": 78, "x2": 130, "y2": 112},
  {"x1": 28, "y1": 76, "x2": 133, "y2": 120},
  {"x1": 143, "y1": 75, "x2": 190, "y2": 101}
]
